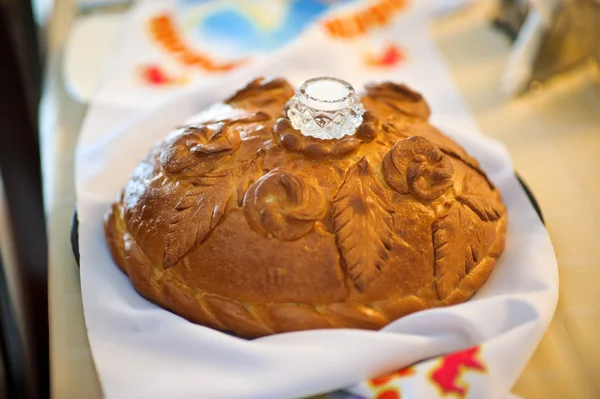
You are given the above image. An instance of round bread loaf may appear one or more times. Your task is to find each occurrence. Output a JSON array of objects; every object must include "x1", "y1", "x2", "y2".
[{"x1": 104, "y1": 78, "x2": 506, "y2": 338}]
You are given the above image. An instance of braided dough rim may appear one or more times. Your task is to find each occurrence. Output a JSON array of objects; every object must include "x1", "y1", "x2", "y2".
[{"x1": 104, "y1": 202, "x2": 506, "y2": 338}]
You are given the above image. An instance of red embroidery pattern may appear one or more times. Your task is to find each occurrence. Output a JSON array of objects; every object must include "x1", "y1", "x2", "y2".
[
  {"x1": 365, "y1": 44, "x2": 405, "y2": 67},
  {"x1": 323, "y1": 0, "x2": 407, "y2": 38},
  {"x1": 376, "y1": 389, "x2": 401, "y2": 399},
  {"x1": 368, "y1": 367, "x2": 414, "y2": 399},
  {"x1": 430, "y1": 346, "x2": 486, "y2": 398},
  {"x1": 139, "y1": 64, "x2": 186, "y2": 86},
  {"x1": 148, "y1": 14, "x2": 245, "y2": 72}
]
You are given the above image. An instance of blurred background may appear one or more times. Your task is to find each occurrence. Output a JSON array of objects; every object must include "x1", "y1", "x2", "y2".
[{"x1": 0, "y1": 0, "x2": 598, "y2": 398}]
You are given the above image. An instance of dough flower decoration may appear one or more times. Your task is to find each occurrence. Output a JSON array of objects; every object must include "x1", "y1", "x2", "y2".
[
  {"x1": 383, "y1": 136, "x2": 454, "y2": 201},
  {"x1": 244, "y1": 169, "x2": 327, "y2": 240}
]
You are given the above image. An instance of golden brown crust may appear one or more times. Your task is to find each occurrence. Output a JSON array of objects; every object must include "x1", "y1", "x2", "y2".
[{"x1": 104, "y1": 77, "x2": 507, "y2": 338}]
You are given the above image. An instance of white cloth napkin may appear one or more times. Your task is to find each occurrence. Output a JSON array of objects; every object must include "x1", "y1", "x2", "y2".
[{"x1": 76, "y1": 1, "x2": 558, "y2": 398}]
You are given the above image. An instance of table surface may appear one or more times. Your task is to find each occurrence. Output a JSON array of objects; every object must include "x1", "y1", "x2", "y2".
[{"x1": 45, "y1": 2, "x2": 600, "y2": 398}]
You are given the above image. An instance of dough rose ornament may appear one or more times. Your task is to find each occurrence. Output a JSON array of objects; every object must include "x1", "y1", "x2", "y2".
[{"x1": 104, "y1": 77, "x2": 507, "y2": 338}]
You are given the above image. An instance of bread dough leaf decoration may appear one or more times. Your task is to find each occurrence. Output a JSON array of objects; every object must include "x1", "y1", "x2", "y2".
[
  {"x1": 163, "y1": 175, "x2": 232, "y2": 268},
  {"x1": 333, "y1": 158, "x2": 394, "y2": 292},
  {"x1": 162, "y1": 147, "x2": 267, "y2": 268},
  {"x1": 161, "y1": 110, "x2": 269, "y2": 178},
  {"x1": 189, "y1": 122, "x2": 240, "y2": 154},
  {"x1": 225, "y1": 77, "x2": 295, "y2": 112},
  {"x1": 226, "y1": 77, "x2": 293, "y2": 102},
  {"x1": 160, "y1": 123, "x2": 241, "y2": 178},
  {"x1": 383, "y1": 136, "x2": 454, "y2": 201},
  {"x1": 364, "y1": 82, "x2": 430, "y2": 120},
  {"x1": 160, "y1": 123, "x2": 239, "y2": 268},
  {"x1": 433, "y1": 204, "x2": 498, "y2": 299},
  {"x1": 160, "y1": 114, "x2": 270, "y2": 268},
  {"x1": 432, "y1": 206, "x2": 463, "y2": 299},
  {"x1": 243, "y1": 169, "x2": 326, "y2": 240},
  {"x1": 456, "y1": 174, "x2": 503, "y2": 222},
  {"x1": 440, "y1": 147, "x2": 496, "y2": 191}
]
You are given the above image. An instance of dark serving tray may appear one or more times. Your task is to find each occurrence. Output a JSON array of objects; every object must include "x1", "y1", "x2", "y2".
[{"x1": 70, "y1": 174, "x2": 544, "y2": 267}]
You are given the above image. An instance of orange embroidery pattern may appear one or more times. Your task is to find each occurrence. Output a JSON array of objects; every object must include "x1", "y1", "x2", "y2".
[
  {"x1": 368, "y1": 367, "x2": 414, "y2": 399},
  {"x1": 148, "y1": 14, "x2": 245, "y2": 72},
  {"x1": 365, "y1": 44, "x2": 405, "y2": 67},
  {"x1": 429, "y1": 346, "x2": 486, "y2": 398},
  {"x1": 323, "y1": 0, "x2": 407, "y2": 38}
]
